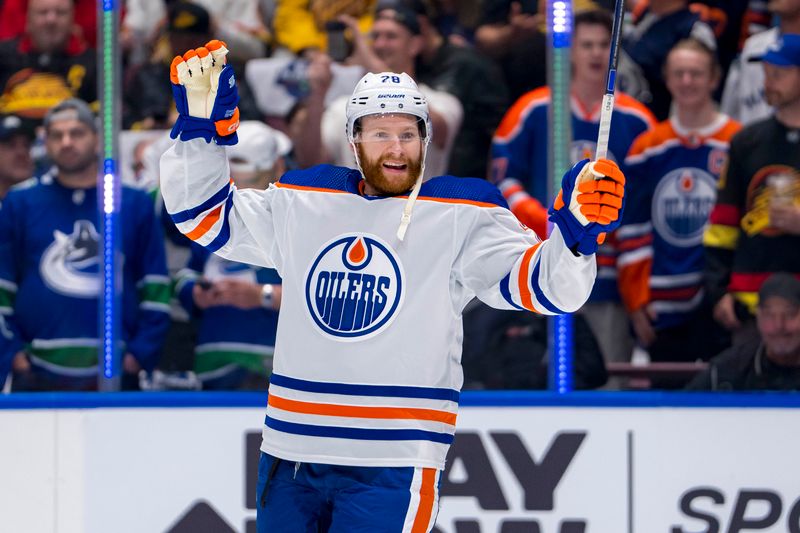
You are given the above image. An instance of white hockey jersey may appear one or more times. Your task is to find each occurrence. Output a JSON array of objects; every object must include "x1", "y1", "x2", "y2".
[{"x1": 160, "y1": 138, "x2": 596, "y2": 469}]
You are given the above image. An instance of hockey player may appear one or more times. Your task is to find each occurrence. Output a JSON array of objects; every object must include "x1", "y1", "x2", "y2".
[
  {"x1": 160, "y1": 40, "x2": 626, "y2": 532},
  {"x1": 0, "y1": 99, "x2": 170, "y2": 390},
  {"x1": 618, "y1": 38, "x2": 741, "y2": 365}
]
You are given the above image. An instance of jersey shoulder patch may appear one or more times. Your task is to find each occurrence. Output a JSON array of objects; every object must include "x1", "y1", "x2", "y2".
[
  {"x1": 419, "y1": 176, "x2": 507, "y2": 208},
  {"x1": 276, "y1": 165, "x2": 361, "y2": 193}
]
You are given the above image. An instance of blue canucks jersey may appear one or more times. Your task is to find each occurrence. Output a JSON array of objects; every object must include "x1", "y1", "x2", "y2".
[
  {"x1": 0, "y1": 172, "x2": 170, "y2": 381},
  {"x1": 176, "y1": 243, "x2": 281, "y2": 384}
]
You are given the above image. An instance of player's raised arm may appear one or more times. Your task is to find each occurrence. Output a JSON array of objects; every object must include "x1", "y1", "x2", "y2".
[
  {"x1": 459, "y1": 158, "x2": 626, "y2": 315},
  {"x1": 160, "y1": 41, "x2": 281, "y2": 269}
]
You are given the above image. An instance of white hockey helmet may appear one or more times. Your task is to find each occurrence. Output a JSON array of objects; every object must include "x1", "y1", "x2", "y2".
[{"x1": 346, "y1": 72, "x2": 431, "y2": 144}]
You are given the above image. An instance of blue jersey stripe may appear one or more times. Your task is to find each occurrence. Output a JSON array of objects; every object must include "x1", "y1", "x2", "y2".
[
  {"x1": 170, "y1": 182, "x2": 231, "y2": 223},
  {"x1": 499, "y1": 272, "x2": 525, "y2": 310},
  {"x1": 204, "y1": 193, "x2": 235, "y2": 253},
  {"x1": 270, "y1": 373, "x2": 460, "y2": 402},
  {"x1": 265, "y1": 416, "x2": 455, "y2": 444},
  {"x1": 531, "y1": 260, "x2": 565, "y2": 314}
]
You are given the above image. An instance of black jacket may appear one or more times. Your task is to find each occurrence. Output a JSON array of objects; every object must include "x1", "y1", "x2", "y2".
[{"x1": 686, "y1": 338, "x2": 800, "y2": 391}]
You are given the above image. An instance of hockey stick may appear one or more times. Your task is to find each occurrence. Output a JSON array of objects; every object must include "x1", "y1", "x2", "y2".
[{"x1": 595, "y1": 0, "x2": 626, "y2": 160}]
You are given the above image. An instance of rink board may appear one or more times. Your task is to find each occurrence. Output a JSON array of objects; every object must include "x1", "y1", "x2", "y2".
[{"x1": 1, "y1": 392, "x2": 799, "y2": 533}]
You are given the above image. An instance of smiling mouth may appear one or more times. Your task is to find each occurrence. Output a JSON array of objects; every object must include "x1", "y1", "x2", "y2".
[{"x1": 383, "y1": 162, "x2": 408, "y2": 172}]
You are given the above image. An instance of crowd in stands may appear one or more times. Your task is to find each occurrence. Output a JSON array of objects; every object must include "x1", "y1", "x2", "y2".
[{"x1": 0, "y1": 0, "x2": 799, "y2": 392}]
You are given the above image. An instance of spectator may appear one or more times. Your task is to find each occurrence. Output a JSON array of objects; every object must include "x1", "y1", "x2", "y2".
[
  {"x1": 123, "y1": 0, "x2": 271, "y2": 63},
  {"x1": 721, "y1": 0, "x2": 800, "y2": 125},
  {"x1": 0, "y1": 0, "x2": 97, "y2": 123},
  {"x1": 272, "y1": 0, "x2": 375, "y2": 56},
  {"x1": 461, "y1": 301, "x2": 608, "y2": 390},
  {"x1": 0, "y1": 115, "x2": 35, "y2": 201},
  {"x1": 704, "y1": 34, "x2": 800, "y2": 347},
  {"x1": 474, "y1": 0, "x2": 546, "y2": 102},
  {"x1": 418, "y1": 0, "x2": 482, "y2": 46},
  {"x1": 194, "y1": 0, "x2": 270, "y2": 61},
  {"x1": 619, "y1": 38, "x2": 740, "y2": 365},
  {"x1": 619, "y1": 0, "x2": 717, "y2": 120},
  {"x1": 120, "y1": 0, "x2": 171, "y2": 67},
  {"x1": 124, "y1": 1, "x2": 261, "y2": 129},
  {"x1": 176, "y1": 121, "x2": 289, "y2": 390},
  {"x1": 290, "y1": 4, "x2": 462, "y2": 180},
  {"x1": 0, "y1": 99, "x2": 170, "y2": 391},
  {"x1": 0, "y1": 0, "x2": 97, "y2": 48},
  {"x1": 490, "y1": 9, "x2": 655, "y2": 370},
  {"x1": 405, "y1": 0, "x2": 511, "y2": 178},
  {"x1": 688, "y1": 0, "x2": 752, "y2": 75},
  {"x1": 686, "y1": 272, "x2": 800, "y2": 390},
  {"x1": 474, "y1": 0, "x2": 606, "y2": 101}
]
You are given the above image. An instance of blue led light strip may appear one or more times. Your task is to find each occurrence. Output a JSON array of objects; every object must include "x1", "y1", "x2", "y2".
[
  {"x1": 547, "y1": 0, "x2": 574, "y2": 393},
  {"x1": 98, "y1": 0, "x2": 121, "y2": 389}
]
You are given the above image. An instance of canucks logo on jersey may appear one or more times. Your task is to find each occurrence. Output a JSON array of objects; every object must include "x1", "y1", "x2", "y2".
[
  {"x1": 652, "y1": 168, "x2": 717, "y2": 247},
  {"x1": 39, "y1": 220, "x2": 100, "y2": 298},
  {"x1": 305, "y1": 234, "x2": 404, "y2": 341}
]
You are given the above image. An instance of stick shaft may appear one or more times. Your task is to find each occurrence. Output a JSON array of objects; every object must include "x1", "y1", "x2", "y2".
[{"x1": 595, "y1": 0, "x2": 626, "y2": 160}]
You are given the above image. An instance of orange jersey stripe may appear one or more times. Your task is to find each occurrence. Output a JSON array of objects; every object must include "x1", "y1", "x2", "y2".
[
  {"x1": 517, "y1": 242, "x2": 543, "y2": 312},
  {"x1": 494, "y1": 87, "x2": 550, "y2": 140},
  {"x1": 274, "y1": 182, "x2": 349, "y2": 194},
  {"x1": 712, "y1": 119, "x2": 742, "y2": 143},
  {"x1": 500, "y1": 181, "x2": 525, "y2": 197},
  {"x1": 618, "y1": 259, "x2": 652, "y2": 312},
  {"x1": 627, "y1": 121, "x2": 678, "y2": 158},
  {"x1": 615, "y1": 93, "x2": 657, "y2": 127},
  {"x1": 412, "y1": 195, "x2": 500, "y2": 209},
  {"x1": 617, "y1": 234, "x2": 653, "y2": 252},
  {"x1": 268, "y1": 394, "x2": 458, "y2": 426},
  {"x1": 411, "y1": 468, "x2": 437, "y2": 533},
  {"x1": 596, "y1": 255, "x2": 616, "y2": 267},
  {"x1": 185, "y1": 204, "x2": 222, "y2": 241}
]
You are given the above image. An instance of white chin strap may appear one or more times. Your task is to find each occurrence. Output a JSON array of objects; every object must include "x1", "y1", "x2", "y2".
[
  {"x1": 396, "y1": 152, "x2": 426, "y2": 241},
  {"x1": 351, "y1": 140, "x2": 429, "y2": 242}
]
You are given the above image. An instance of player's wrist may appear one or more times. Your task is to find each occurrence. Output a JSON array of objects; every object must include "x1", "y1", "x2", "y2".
[{"x1": 261, "y1": 284, "x2": 275, "y2": 309}]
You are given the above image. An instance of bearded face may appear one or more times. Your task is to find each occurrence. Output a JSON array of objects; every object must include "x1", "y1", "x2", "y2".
[
  {"x1": 356, "y1": 141, "x2": 423, "y2": 195},
  {"x1": 354, "y1": 113, "x2": 425, "y2": 196}
]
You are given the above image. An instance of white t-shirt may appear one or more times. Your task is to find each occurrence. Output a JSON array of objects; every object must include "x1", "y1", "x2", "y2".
[{"x1": 721, "y1": 27, "x2": 778, "y2": 126}]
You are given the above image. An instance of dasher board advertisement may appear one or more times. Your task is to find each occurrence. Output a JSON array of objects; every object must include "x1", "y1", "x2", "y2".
[{"x1": 0, "y1": 393, "x2": 798, "y2": 533}]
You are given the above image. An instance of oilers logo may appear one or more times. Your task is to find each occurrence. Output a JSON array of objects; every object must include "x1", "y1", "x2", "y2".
[
  {"x1": 652, "y1": 168, "x2": 717, "y2": 247},
  {"x1": 305, "y1": 234, "x2": 404, "y2": 341},
  {"x1": 40, "y1": 220, "x2": 100, "y2": 298}
]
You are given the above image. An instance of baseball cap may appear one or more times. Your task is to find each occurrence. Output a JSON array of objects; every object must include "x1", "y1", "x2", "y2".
[
  {"x1": 754, "y1": 34, "x2": 800, "y2": 67},
  {"x1": 0, "y1": 114, "x2": 35, "y2": 142},
  {"x1": 227, "y1": 121, "x2": 292, "y2": 173},
  {"x1": 374, "y1": 5, "x2": 421, "y2": 35},
  {"x1": 759, "y1": 273, "x2": 800, "y2": 307},
  {"x1": 43, "y1": 98, "x2": 98, "y2": 132},
  {"x1": 167, "y1": 1, "x2": 211, "y2": 35}
]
